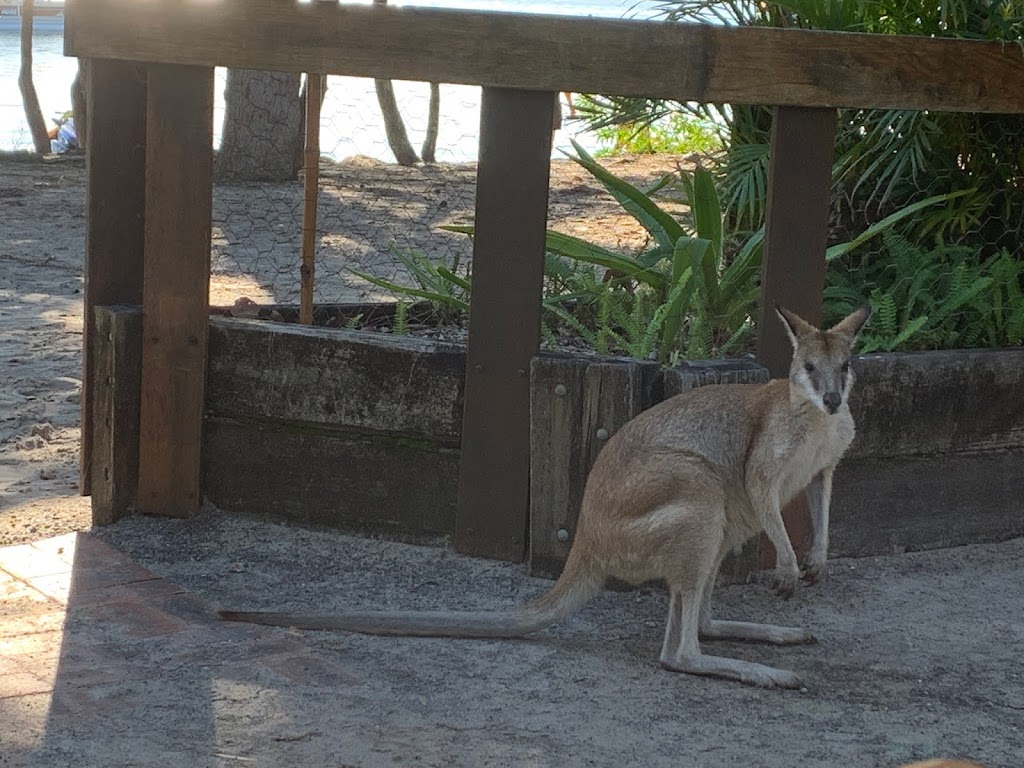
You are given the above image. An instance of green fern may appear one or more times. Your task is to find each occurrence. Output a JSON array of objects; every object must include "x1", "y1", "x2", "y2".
[{"x1": 393, "y1": 300, "x2": 409, "y2": 336}]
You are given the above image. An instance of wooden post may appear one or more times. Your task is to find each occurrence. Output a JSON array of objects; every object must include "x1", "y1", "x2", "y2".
[
  {"x1": 756, "y1": 106, "x2": 837, "y2": 375},
  {"x1": 454, "y1": 88, "x2": 554, "y2": 561},
  {"x1": 756, "y1": 106, "x2": 837, "y2": 568},
  {"x1": 136, "y1": 64, "x2": 214, "y2": 518},
  {"x1": 300, "y1": 72, "x2": 322, "y2": 326},
  {"x1": 80, "y1": 59, "x2": 147, "y2": 496},
  {"x1": 91, "y1": 306, "x2": 142, "y2": 525}
]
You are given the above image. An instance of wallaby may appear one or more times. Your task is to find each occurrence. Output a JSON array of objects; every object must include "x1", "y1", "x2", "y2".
[{"x1": 221, "y1": 304, "x2": 871, "y2": 689}]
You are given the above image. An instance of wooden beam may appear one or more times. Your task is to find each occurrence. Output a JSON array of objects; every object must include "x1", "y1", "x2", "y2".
[
  {"x1": 64, "y1": 1, "x2": 1024, "y2": 114},
  {"x1": 91, "y1": 305, "x2": 142, "y2": 526},
  {"x1": 756, "y1": 106, "x2": 837, "y2": 569},
  {"x1": 80, "y1": 59, "x2": 146, "y2": 496},
  {"x1": 455, "y1": 88, "x2": 554, "y2": 562},
  {"x1": 136, "y1": 63, "x2": 214, "y2": 518}
]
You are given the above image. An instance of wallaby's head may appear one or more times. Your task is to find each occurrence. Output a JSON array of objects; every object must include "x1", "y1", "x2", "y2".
[{"x1": 776, "y1": 304, "x2": 871, "y2": 415}]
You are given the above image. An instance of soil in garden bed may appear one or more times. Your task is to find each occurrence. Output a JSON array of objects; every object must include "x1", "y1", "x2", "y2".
[{"x1": 210, "y1": 298, "x2": 605, "y2": 355}]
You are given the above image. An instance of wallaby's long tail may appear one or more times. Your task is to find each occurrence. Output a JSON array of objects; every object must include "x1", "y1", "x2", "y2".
[{"x1": 218, "y1": 548, "x2": 604, "y2": 639}]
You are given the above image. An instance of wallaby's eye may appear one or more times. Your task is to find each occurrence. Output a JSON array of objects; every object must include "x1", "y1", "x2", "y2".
[
  {"x1": 804, "y1": 363, "x2": 815, "y2": 374},
  {"x1": 841, "y1": 360, "x2": 851, "y2": 374}
]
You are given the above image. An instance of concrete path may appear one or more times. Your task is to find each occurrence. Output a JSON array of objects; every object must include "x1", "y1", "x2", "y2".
[{"x1": 1, "y1": 513, "x2": 1021, "y2": 767}]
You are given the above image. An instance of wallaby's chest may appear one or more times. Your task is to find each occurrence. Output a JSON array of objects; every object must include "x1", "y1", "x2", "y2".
[{"x1": 775, "y1": 414, "x2": 854, "y2": 504}]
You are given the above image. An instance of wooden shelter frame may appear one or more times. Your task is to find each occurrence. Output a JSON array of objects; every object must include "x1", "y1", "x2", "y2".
[{"x1": 67, "y1": 0, "x2": 1024, "y2": 561}]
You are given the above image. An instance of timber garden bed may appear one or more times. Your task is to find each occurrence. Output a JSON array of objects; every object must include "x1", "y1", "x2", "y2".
[{"x1": 90, "y1": 303, "x2": 1024, "y2": 583}]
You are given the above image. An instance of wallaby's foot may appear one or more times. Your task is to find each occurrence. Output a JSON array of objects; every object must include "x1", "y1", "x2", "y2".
[
  {"x1": 660, "y1": 652, "x2": 804, "y2": 689},
  {"x1": 771, "y1": 566, "x2": 800, "y2": 598},
  {"x1": 801, "y1": 557, "x2": 828, "y2": 585},
  {"x1": 700, "y1": 619, "x2": 816, "y2": 645}
]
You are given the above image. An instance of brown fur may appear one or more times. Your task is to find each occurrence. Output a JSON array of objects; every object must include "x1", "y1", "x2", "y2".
[{"x1": 221, "y1": 304, "x2": 871, "y2": 689}]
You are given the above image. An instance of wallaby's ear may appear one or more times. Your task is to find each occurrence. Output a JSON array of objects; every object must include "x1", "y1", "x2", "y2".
[
  {"x1": 775, "y1": 304, "x2": 814, "y2": 348},
  {"x1": 830, "y1": 303, "x2": 872, "y2": 339}
]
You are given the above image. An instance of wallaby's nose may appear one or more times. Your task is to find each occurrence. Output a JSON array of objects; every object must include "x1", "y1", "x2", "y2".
[{"x1": 823, "y1": 392, "x2": 842, "y2": 414}]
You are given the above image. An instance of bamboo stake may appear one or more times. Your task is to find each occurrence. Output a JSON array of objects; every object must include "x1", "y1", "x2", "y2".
[{"x1": 300, "y1": 72, "x2": 323, "y2": 325}]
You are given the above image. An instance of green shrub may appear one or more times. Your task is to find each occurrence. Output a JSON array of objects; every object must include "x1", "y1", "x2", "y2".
[{"x1": 825, "y1": 231, "x2": 1024, "y2": 352}]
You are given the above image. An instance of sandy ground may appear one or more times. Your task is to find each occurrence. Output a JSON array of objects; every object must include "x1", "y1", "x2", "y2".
[
  {"x1": 0, "y1": 154, "x2": 90, "y2": 544},
  {"x1": 2, "y1": 152, "x2": 1022, "y2": 768}
]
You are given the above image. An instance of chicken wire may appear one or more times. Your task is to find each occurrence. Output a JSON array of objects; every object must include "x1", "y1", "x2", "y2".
[{"x1": 210, "y1": 76, "x2": 587, "y2": 311}]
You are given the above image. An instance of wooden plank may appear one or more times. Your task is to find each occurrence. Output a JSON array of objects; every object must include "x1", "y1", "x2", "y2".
[
  {"x1": 846, "y1": 349, "x2": 1024, "y2": 460},
  {"x1": 663, "y1": 358, "x2": 769, "y2": 398},
  {"x1": 755, "y1": 106, "x2": 837, "y2": 570},
  {"x1": 529, "y1": 356, "x2": 588, "y2": 578},
  {"x1": 529, "y1": 355, "x2": 652, "y2": 578},
  {"x1": 204, "y1": 317, "x2": 466, "y2": 538},
  {"x1": 831, "y1": 451, "x2": 1024, "y2": 558},
  {"x1": 90, "y1": 305, "x2": 143, "y2": 526},
  {"x1": 204, "y1": 417, "x2": 460, "y2": 538},
  {"x1": 206, "y1": 317, "x2": 466, "y2": 442},
  {"x1": 65, "y1": 1, "x2": 1024, "y2": 114},
  {"x1": 79, "y1": 59, "x2": 146, "y2": 496},
  {"x1": 455, "y1": 88, "x2": 554, "y2": 562},
  {"x1": 136, "y1": 63, "x2": 214, "y2": 518},
  {"x1": 756, "y1": 107, "x2": 837, "y2": 378}
]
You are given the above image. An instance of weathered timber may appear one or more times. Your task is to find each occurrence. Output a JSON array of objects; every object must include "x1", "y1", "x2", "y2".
[
  {"x1": 204, "y1": 418, "x2": 461, "y2": 537},
  {"x1": 663, "y1": 358, "x2": 768, "y2": 397},
  {"x1": 847, "y1": 349, "x2": 1024, "y2": 459},
  {"x1": 826, "y1": 348, "x2": 1024, "y2": 557},
  {"x1": 80, "y1": 59, "x2": 146, "y2": 496},
  {"x1": 64, "y1": 1, "x2": 1024, "y2": 114},
  {"x1": 832, "y1": 450, "x2": 1024, "y2": 557},
  {"x1": 136, "y1": 63, "x2": 214, "y2": 518},
  {"x1": 529, "y1": 354, "x2": 656, "y2": 578},
  {"x1": 204, "y1": 318, "x2": 466, "y2": 537},
  {"x1": 90, "y1": 305, "x2": 142, "y2": 526},
  {"x1": 206, "y1": 317, "x2": 465, "y2": 441},
  {"x1": 455, "y1": 88, "x2": 554, "y2": 562}
]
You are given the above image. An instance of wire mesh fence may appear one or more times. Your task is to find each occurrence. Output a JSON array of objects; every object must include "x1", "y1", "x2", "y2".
[{"x1": 208, "y1": 74, "x2": 614, "y2": 313}]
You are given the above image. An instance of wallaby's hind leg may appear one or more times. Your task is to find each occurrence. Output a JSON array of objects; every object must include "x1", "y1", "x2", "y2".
[
  {"x1": 697, "y1": 550, "x2": 816, "y2": 646},
  {"x1": 659, "y1": 580, "x2": 804, "y2": 689},
  {"x1": 656, "y1": 527, "x2": 804, "y2": 689}
]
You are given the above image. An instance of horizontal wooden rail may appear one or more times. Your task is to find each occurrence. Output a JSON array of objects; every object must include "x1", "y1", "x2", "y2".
[{"x1": 65, "y1": 0, "x2": 1024, "y2": 113}]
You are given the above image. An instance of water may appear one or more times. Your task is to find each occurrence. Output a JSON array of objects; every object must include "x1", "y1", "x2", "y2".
[{"x1": 0, "y1": 0, "x2": 660, "y2": 158}]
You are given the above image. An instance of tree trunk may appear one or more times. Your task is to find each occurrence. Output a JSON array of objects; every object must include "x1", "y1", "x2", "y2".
[
  {"x1": 71, "y1": 59, "x2": 89, "y2": 149},
  {"x1": 421, "y1": 83, "x2": 440, "y2": 163},
  {"x1": 372, "y1": 0, "x2": 418, "y2": 166},
  {"x1": 374, "y1": 77, "x2": 419, "y2": 166},
  {"x1": 216, "y1": 69, "x2": 304, "y2": 182},
  {"x1": 18, "y1": 0, "x2": 50, "y2": 154}
]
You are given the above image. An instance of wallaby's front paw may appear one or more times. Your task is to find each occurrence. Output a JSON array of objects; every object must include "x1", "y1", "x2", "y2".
[
  {"x1": 802, "y1": 558, "x2": 828, "y2": 585},
  {"x1": 772, "y1": 567, "x2": 800, "y2": 599}
]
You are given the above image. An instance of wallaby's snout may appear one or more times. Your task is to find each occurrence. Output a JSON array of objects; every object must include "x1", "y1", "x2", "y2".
[{"x1": 822, "y1": 391, "x2": 842, "y2": 414}]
